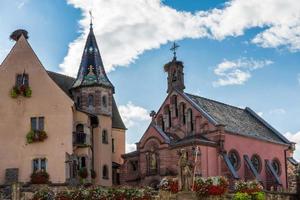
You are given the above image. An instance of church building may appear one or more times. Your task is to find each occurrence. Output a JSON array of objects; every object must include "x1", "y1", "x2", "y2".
[
  {"x1": 0, "y1": 23, "x2": 126, "y2": 186},
  {"x1": 121, "y1": 44, "x2": 298, "y2": 190}
]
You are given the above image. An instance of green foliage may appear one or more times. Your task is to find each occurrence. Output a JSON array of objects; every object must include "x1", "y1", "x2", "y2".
[
  {"x1": 10, "y1": 87, "x2": 18, "y2": 98},
  {"x1": 26, "y1": 130, "x2": 48, "y2": 144},
  {"x1": 10, "y1": 85, "x2": 32, "y2": 98},
  {"x1": 233, "y1": 192, "x2": 266, "y2": 200},
  {"x1": 26, "y1": 130, "x2": 35, "y2": 144},
  {"x1": 24, "y1": 87, "x2": 32, "y2": 97},
  {"x1": 253, "y1": 192, "x2": 266, "y2": 200},
  {"x1": 233, "y1": 192, "x2": 251, "y2": 200}
]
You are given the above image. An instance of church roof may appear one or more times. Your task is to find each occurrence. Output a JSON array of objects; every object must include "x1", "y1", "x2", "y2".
[
  {"x1": 71, "y1": 24, "x2": 114, "y2": 92},
  {"x1": 183, "y1": 92, "x2": 290, "y2": 145},
  {"x1": 47, "y1": 71, "x2": 126, "y2": 130}
]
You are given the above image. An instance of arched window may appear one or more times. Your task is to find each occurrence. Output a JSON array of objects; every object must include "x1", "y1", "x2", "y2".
[
  {"x1": 76, "y1": 124, "x2": 84, "y2": 133},
  {"x1": 251, "y1": 154, "x2": 262, "y2": 173},
  {"x1": 179, "y1": 103, "x2": 186, "y2": 124},
  {"x1": 228, "y1": 149, "x2": 241, "y2": 170},
  {"x1": 157, "y1": 115, "x2": 165, "y2": 131},
  {"x1": 171, "y1": 95, "x2": 178, "y2": 117},
  {"x1": 187, "y1": 108, "x2": 194, "y2": 133},
  {"x1": 102, "y1": 130, "x2": 108, "y2": 144},
  {"x1": 88, "y1": 94, "x2": 94, "y2": 107},
  {"x1": 164, "y1": 106, "x2": 171, "y2": 128},
  {"x1": 272, "y1": 158, "x2": 281, "y2": 175},
  {"x1": 102, "y1": 165, "x2": 109, "y2": 179},
  {"x1": 102, "y1": 95, "x2": 107, "y2": 108}
]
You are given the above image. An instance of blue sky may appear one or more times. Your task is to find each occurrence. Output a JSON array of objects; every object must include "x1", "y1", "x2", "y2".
[{"x1": 1, "y1": 0, "x2": 300, "y2": 158}]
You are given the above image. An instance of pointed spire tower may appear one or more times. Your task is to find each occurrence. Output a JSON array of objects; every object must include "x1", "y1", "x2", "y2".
[
  {"x1": 71, "y1": 18, "x2": 114, "y2": 115},
  {"x1": 72, "y1": 19, "x2": 114, "y2": 92}
]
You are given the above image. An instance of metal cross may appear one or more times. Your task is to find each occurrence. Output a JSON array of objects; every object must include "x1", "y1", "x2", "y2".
[
  {"x1": 89, "y1": 10, "x2": 94, "y2": 28},
  {"x1": 170, "y1": 42, "x2": 179, "y2": 59}
]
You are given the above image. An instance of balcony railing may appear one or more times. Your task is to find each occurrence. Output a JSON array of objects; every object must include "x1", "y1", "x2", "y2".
[{"x1": 73, "y1": 132, "x2": 90, "y2": 147}]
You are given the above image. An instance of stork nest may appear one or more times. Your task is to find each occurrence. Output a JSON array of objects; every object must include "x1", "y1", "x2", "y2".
[{"x1": 10, "y1": 29, "x2": 29, "y2": 41}]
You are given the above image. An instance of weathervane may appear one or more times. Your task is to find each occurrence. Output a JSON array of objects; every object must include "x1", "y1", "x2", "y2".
[{"x1": 170, "y1": 42, "x2": 179, "y2": 60}]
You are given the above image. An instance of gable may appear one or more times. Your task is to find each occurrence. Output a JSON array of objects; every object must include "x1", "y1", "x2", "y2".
[
  {"x1": 0, "y1": 35, "x2": 74, "y2": 106},
  {"x1": 139, "y1": 124, "x2": 171, "y2": 149}
]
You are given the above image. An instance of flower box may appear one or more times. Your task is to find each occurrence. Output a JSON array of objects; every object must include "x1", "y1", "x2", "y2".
[
  {"x1": 26, "y1": 130, "x2": 48, "y2": 144},
  {"x1": 30, "y1": 171, "x2": 49, "y2": 184}
]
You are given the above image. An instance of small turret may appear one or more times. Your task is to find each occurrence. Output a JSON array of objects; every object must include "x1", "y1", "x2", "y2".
[{"x1": 164, "y1": 42, "x2": 185, "y2": 94}]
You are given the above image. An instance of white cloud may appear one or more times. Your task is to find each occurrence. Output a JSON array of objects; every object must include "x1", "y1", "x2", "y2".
[
  {"x1": 284, "y1": 131, "x2": 300, "y2": 161},
  {"x1": 119, "y1": 101, "x2": 151, "y2": 128},
  {"x1": 126, "y1": 143, "x2": 137, "y2": 153},
  {"x1": 213, "y1": 58, "x2": 273, "y2": 87},
  {"x1": 60, "y1": 0, "x2": 300, "y2": 76},
  {"x1": 269, "y1": 108, "x2": 286, "y2": 115},
  {"x1": 17, "y1": 0, "x2": 29, "y2": 9}
]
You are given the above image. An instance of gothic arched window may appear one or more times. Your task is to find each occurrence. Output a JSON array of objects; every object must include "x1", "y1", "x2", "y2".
[
  {"x1": 102, "y1": 165, "x2": 109, "y2": 179},
  {"x1": 228, "y1": 149, "x2": 241, "y2": 170},
  {"x1": 88, "y1": 94, "x2": 94, "y2": 107},
  {"x1": 272, "y1": 158, "x2": 281, "y2": 175},
  {"x1": 179, "y1": 103, "x2": 186, "y2": 124},
  {"x1": 187, "y1": 108, "x2": 194, "y2": 133},
  {"x1": 102, "y1": 129, "x2": 108, "y2": 144},
  {"x1": 171, "y1": 95, "x2": 178, "y2": 117},
  {"x1": 157, "y1": 115, "x2": 165, "y2": 131},
  {"x1": 164, "y1": 106, "x2": 171, "y2": 128},
  {"x1": 251, "y1": 154, "x2": 262, "y2": 173}
]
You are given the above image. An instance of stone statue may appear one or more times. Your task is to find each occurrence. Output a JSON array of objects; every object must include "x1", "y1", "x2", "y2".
[
  {"x1": 150, "y1": 152, "x2": 157, "y2": 170},
  {"x1": 178, "y1": 149, "x2": 192, "y2": 191}
]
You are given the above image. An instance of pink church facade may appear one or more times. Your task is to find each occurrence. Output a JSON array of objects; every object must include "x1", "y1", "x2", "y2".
[{"x1": 121, "y1": 53, "x2": 298, "y2": 190}]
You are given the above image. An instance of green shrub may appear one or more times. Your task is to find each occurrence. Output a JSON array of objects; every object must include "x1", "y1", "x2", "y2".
[{"x1": 233, "y1": 192, "x2": 251, "y2": 200}]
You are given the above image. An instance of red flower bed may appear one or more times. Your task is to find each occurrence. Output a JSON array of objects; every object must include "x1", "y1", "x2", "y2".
[{"x1": 30, "y1": 171, "x2": 49, "y2": 184}]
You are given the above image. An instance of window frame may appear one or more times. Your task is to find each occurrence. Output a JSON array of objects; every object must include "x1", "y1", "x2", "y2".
[
  {"x1": 16, "y1": 73, "x2": 29, "y2": 87},
  {"x1": 102, "y1": 129, "x2": 108, "y2": 144},
  {"x1": 31, "y1": 117, "x2": 45, "y2": 131},
  {"x1": 272, "y1": 158, "x2": 281, "y2": 176},
  {"x1": 32, "y1": 158, "x2": 47, "y2": 172},
  {"x1": 228, "y1": 149, "x2": 241, "y2": 171},
  {"x1": 102, "y1": 165, "x2": 109, "y2": 179},
  {"x1": 251, "y1": 154, "x2": 262, "y2": 173}
]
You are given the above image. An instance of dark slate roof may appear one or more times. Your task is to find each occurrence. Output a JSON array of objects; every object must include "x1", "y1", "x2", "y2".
[
  {"x1": 72, "y1": 24, "x2": 114, "y2": 92},
  {"x1": 47, "y1": 71, "x2": 126, "y2": 130},
  {"x1": 47, "y1": 71, "x2": 74, "y2": 98},
  {"x1": 112, "y1": 97, "x2": 127, "y2": 130},
  {"x1": 184, "y1": 93, "x2": 290, "y2": 144}
]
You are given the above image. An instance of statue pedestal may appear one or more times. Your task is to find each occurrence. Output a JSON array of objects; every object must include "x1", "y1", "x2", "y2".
[{"x1": 176, "y1": 191, "x2": 196, "y2": 200}]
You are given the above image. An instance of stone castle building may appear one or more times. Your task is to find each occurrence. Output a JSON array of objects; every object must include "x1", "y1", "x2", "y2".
[
  {"x1": 0, "y1": 24, "x2": 126, "y2": 186},
  {"x1": 121, "y1": 46, "x2": 298, "y2": 190}
]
